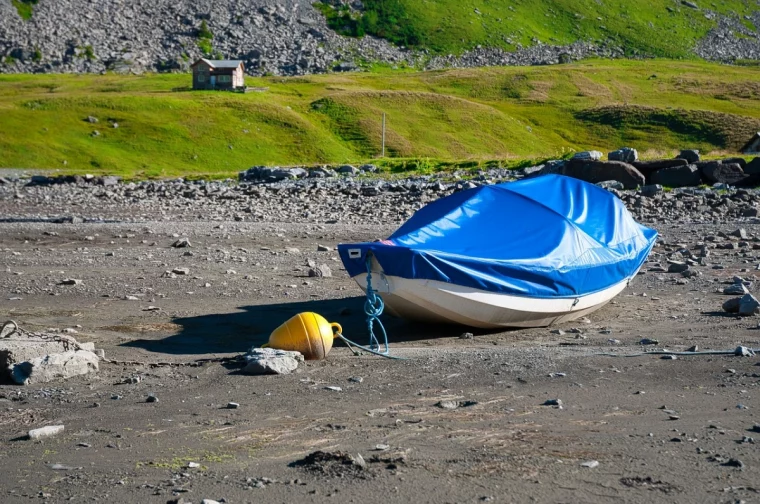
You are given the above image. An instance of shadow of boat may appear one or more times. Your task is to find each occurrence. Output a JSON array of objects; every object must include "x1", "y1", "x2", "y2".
[{"x1": 120, "y1": 296, "x2": 485, "y2": 356}]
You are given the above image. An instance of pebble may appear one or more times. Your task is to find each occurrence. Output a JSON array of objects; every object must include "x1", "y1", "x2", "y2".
[
  {"x1": 146, "y1": 394, "x2": 158, "y2": 403},
  {"x1": 227, "y1": 402, "x2": 240, "y2": 409},
  {"x1": 436, "y1": 400, "x2": 459, "y2": 410},
  {"x1": 580, "y1": 460, "x2": 599, "y2": 468},
  {"x1": 324, "y1": 386, "x2": 342, "y2": 392}
]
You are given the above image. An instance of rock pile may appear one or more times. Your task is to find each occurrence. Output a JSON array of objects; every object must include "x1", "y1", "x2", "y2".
[
  {"x1": 533, "y1": 149, "x2": 760, "y2": 190},
  {"x1": 0, "y1": 0, "x2": 415, "y2": 76},
  {"x1": 4, "y1": 155, "x2": 760, "y2": 227},
  {"x1": 696, "y1": 12, "x2": 760, "y2": 62}
]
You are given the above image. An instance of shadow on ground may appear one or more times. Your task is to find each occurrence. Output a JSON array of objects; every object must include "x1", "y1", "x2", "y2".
[{"x1": 121, "y1": 297, "x2": 476, "y2": 355}]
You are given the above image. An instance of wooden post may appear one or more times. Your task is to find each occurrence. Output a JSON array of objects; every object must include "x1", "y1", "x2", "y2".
[{"x1": 382, "y1": 112, "x2": 386, "y2": 158}]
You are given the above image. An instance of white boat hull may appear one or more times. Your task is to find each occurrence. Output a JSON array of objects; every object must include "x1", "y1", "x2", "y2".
[{"x1": 352, "y1": 261, "x2": 634, "y2": 329}]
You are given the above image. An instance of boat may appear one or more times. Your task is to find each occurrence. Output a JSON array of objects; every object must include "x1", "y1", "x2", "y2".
[{"x1": 337, "y1": 175, "x2": 658, "y2": 329}]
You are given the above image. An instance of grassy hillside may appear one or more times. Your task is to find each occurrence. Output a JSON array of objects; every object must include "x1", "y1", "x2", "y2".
[
  {"x1": 320, "y1": 0, "x2": 758, "y2": 57},
  {"x1": 0, "y1": 60, "x2": 759, "y2": 178}
]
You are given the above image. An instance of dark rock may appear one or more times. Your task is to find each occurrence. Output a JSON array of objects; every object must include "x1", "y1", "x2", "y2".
[
  {"x1": 740, "y1": 294, "x2": 760, "y2": 316},
  {"x1": 744, "y1": 158, "x2": 760, "y2": 176},
  {"x1": 667, "y1": 262, "x2": 689, "y2": 273},
  {"x1": 700, "y1": 162, "x2": 746, "y2": 185},
  {"x1": 723, "y1": 297, "x2": 742, "y2": 314},
  {"x1": 608, "y1": 147, "x2": 638, "y2": 163},
  {"x1": 650, "y1": 164, "x2": 701, "y2": 188},
  {"x1": 723, "y1": 157, "x2": 747, "y2": 168},
  {"x1": 677, "y1": 149, "x2": 700, "y2": 163},
  {"x1": 640, "y1": 184, "x2": 663, "y2": 197},
  {"x1": 338, "y1": 165, "x2": 359, "y2": 176},
  {"x1": 632, "y1": 158, "x2": 688, "y2": 178},
  {"x1": 560, "y1": 159, "x2": 645, "y2": 189}
]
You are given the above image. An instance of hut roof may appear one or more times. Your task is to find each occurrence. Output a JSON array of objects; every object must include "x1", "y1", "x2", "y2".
[
  {"x1": 192, "y1": 59, "x2": 243, "y2": 69},
  {"x1": 740, "y1": 132, "x2": 760, "y2": 153}
]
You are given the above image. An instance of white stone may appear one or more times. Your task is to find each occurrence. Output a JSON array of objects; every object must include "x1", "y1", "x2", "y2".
[
  {"x1": 12, "y1": 350, "x2": 100, "y2": 385},
  {"x1": 242, "y1": 347, "x2": 303, "y2": 375},
  {"x1": 28, "y1": 425, "x2": 64, "y2": 440}
]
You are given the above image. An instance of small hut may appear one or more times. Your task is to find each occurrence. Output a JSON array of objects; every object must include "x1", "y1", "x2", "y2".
[
  {"x1": 741, "y1": 132, "x2": 760, "y2": 155},
  {"x1": 191, "y1": 59, "x2": 245, "y2": 90}
]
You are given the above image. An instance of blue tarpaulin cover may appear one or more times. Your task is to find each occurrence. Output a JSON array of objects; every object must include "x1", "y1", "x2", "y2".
[{"x1": 338, "y1": 175, "x2": 658, "y2": 299}]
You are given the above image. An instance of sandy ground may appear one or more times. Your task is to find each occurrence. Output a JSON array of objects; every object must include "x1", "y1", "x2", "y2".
[{"x1": 2, "y1": 213, "x2": 760, "y2": 503}]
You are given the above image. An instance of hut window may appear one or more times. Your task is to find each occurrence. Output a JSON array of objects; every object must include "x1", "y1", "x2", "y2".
[
  {"x1": 219, "y1": 75, "x2": 231, "y2": 83},
  {"x1": 197, "y1": 73, "x2": 205, "y2": 82}
]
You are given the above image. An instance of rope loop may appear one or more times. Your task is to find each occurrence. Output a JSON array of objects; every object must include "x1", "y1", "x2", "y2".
[{"x1": 363, "y1": 255, "x2": 390, "y2": 355}]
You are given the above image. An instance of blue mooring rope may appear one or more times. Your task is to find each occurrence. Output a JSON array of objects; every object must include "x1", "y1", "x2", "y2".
[{"x1": 334, "y1": 255, "x2": 403, "y2": 360}]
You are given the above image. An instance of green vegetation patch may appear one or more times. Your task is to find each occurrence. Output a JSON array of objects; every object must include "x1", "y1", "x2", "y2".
[
  {"x1": 316, "y1": 0, "x2": 755, "y2": 58},
  {"x1": 11, "y1": 0, "x2": 38, "y2": 20},
  {"x1": 197, "y1": 20, "x2": 215, "y2": 57},
  {"x1": 577, "y1": 105, "x2": 760, "y2": 151}
]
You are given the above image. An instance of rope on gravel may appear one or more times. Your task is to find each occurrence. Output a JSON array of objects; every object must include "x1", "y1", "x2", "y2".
[{"x1": 100, "y1": 356, "x2": 244, "y2": 368}]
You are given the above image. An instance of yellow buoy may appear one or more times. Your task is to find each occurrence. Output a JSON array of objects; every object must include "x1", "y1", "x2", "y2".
[{"x1": 263, "y1": 312, "x2": 343, "y2": 360}]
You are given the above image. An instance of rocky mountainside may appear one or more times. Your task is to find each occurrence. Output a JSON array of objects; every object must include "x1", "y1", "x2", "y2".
[
  {"x1": 0, "y1": 0, "x2": 415, "y2": 75},
  {"x1": 3, "y1": 0, "x2": 759, "y2": 76}
]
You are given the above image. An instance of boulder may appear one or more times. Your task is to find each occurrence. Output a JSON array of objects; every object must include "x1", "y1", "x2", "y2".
[
  {"x1": 242, "y1": 348, "x2": 304, "y2": 375},
  {"x1": 632, "y1": 158, "x2": 688, "y2": 178},
  {"x1": 677, "y1": 149, "x2": 700, "y2": 163},
  {"x1": 28, "y1": 425, "x2": 65, "y2": 440},
  {"x1": 640, "y1": 184, "x2": 663, "y2": 197},
  {"x1": 28, "y1": 175, "x2": 53, "y2": 186},
  {"x1": 700, "y1": 161, "x2": 746, "y2": 185},
  {"x1": 0, "y1": 336, "x2": 73, "y2": 371},
  {"x1": 239, "y1": 166, "x2": 307, "y2": 182},
  {"x1": 11, "y1": 350, "x2": 100, "y2": 385},
  {"x1": 99, "y1": 176, "x2": 120, "y2": 186},
  {"x1": 308, "y1": 264, "x2": 333, "y2": 278},
  {"x1": 650, "y1": 164, "x2": 701, "y2": 187},
  {"x1": 561, "y1": 159, "x2": 645, "y2": 189},
  {"x1": 608, "y1": 147, "x2": 638, "y2": 163},
  {"x1": 722, "y1": 157, "x2": 747, "y2": 168},
  {"x1": 533, "y1": 160, "x2": 566, "y2": 177},
  {"x1": 338, "y1": 165, "x2": 359, "y2": 176},
  {"x1": 724, "y1": 297, "x2": 742, "y2": 313},
  {"x1": 740, "y1": 294, "x2": 760, "y2": 316},
  {"x1": 572, "y1": 151, "x2": 603, "y2": 161},
  {"x1": 744, "y1": 158, "x2": 760, "y2": 176},
  {"x1": 308, "y1": 166, "x2": 337, "y2": 178},
  {"x1": 596, "y1": 180, "x2": 625, "y2": 191}
]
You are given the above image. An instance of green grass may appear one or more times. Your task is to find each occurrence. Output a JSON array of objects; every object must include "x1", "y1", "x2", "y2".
[
  {"x1": 1, "y1": 59, "x2": 759, "y2": 178},
  {"x1": 317, "y1": 0, "x2": 756, "y2": 58},
  {"x1": 196, "y1": 20, "x2": 218, "y2": 58},
  {"x1": 11, "y1": 0, "x2": 37, "y2": 20}
]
